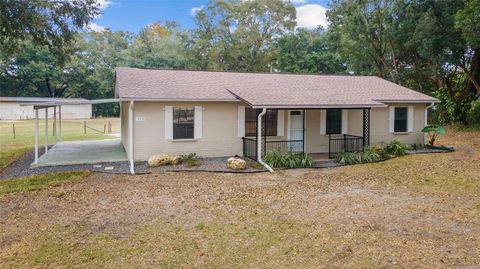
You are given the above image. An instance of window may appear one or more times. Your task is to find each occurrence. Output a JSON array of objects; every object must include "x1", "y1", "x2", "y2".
[
  {"x1": 173, "y1": 108, "x2": 194, "y2": 139},
  {"x1": 326, "y1": 109, "x2": 342, "y2": 134},
  {"x1": 245, "y1": 108, "x2": 277, "y2": 136},
  {"x1": 394, "y1": 107, "x2": 407, "y2": 132}
]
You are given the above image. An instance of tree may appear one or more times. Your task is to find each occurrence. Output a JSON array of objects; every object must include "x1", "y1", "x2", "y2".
[
  {"x1": 0, "y1": 0, "x2": 99, "y2": 64},
  {"x1": 125, "y1": 21, "x2": 189, "y2": 69},
  {"x1": 276, "y1": 28, "x2": 347, "y2": 74},
  {"x1": 188, "y1": 0, "x2": 296, "y2": 72}
]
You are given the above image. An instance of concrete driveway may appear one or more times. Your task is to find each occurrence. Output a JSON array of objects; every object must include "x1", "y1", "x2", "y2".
[{"x1": 34, "y1": 139, "x2": 127, "y2": 167}]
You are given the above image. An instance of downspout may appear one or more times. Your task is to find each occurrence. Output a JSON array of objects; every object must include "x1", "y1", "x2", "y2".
[
  {"x1": 257, "y1": 108, "x2": 274, "y2": 172},
  {"x1": 129, "y1": 101, "x2": 135, "y2": 174},
  {"x1": 424, "y1": 102, "x2": 435, "y2": 144}
]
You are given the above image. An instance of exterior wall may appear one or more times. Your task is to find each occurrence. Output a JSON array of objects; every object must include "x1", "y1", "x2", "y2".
[
  {"x1": 370, "y1": 103, "x2": 426, "y2": 146},
  {"x1": 0, "y1": 103, "x2": 92, "y2": 120},
  {"x1": 124, "y1": 101, "x2": 427, "y2": 160},
  {"x1": 304, "y1": 103, "x2": 427, "y2": 153},
  {"x1": 130, "y1": 101, "x2": 243, "y2": 161}
]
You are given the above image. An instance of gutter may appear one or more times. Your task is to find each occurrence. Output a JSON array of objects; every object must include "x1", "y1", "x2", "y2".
[
  {"x1": 129, "y1": 100, "x2": 135, "y2": 174},
  {"x1": 257, "y1": 108, "x2": 274, "y2": 172},
  {"x1": 424, "y1": 102, "x2": 435, "y2": 144}
]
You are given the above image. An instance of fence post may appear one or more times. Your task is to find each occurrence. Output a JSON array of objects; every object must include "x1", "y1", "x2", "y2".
[
  {"x1": 13, "y1": 123, "x2": 15, "y2": 139},
  {"x1": 108, "y1": 122, "x2": 112, "y2": 133},
  {"x1": 84, "y1": 121, "x2": 86, "y2": 134},
  {"x1": 103, "y1": 124, "x2": 106, "y2": 133}
]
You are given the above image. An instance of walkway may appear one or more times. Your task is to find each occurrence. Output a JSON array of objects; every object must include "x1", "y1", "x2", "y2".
[{"x1": 34, "y1": 139, "x2": 127, "y2": 167}]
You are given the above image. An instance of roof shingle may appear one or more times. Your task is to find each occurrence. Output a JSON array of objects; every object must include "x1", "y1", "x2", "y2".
[{"x1": 115, "y1": 67, "x2": 438, "y2": 108}]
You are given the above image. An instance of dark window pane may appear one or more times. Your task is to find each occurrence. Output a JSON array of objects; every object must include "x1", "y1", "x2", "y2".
[
  {"x1": 244, "y1": 108, "x2": 277, "y2": 136},
  {"x1": 173, "y1": 108, "x2": 194, "y2": 139},
  {"x1": 326, "y1": 109, "x2": 342, "y2": 134},
  {"x1": 394, "y1": 107, "x2": 407, "y2": 132}
]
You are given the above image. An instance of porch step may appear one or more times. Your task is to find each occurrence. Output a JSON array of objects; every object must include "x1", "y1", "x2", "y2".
[{"x1": 313, "y1": 159, "x2": 339, "y2": 168}]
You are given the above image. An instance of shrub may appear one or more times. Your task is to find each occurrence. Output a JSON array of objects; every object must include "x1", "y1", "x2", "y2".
[
  {"x1": 336, "y1": 147, "x2": 382, "y2": 165},
  {"x1": 382, "y1": 140, "x2": 410, "y2": 156},
  {"x1": 264, "y1": 150, "x2": 313, "y2": 168},
  {"x1": 180, "y1": 153, "x2": 200, "y2": 167},
  {"x1": 421, "y1": 124, "x2": 446, "y2": 146},
  {"x1": 467, "y1": 97, "x2": 480, "y2": 127}
]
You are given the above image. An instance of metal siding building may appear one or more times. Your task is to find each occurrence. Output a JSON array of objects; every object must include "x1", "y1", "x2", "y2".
[{"x1": 0, "y1": 97, "x2": 92, "y2": 120}]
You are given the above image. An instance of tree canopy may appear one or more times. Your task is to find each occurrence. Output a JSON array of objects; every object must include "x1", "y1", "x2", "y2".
[{"x1": 0, "y1": 0, "x2": 479, "y2": 124}]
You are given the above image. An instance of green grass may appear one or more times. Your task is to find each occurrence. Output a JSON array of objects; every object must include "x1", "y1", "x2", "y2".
[
  {"x1": 0, "y1": 118, "x2": 120, "y2": 150},
  {"x1": 0, "y1": 171, "x2": 90, "y2": 196},
  {"x1": 0, "y1": 146, "x2": 31, "y2": 170}
]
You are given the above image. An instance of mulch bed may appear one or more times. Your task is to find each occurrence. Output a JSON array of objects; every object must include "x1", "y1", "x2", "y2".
[{"x1": 0, "y1": 150, "x2": 264, "y2": 180}]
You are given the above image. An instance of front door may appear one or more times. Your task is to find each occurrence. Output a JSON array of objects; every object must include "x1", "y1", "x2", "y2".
[{"x1": 289, "y1": 110, "x2": 304, "y2": 151}]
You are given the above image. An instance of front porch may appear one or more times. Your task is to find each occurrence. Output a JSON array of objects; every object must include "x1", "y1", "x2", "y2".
[{"x1": 242, "y1": 108, "x2": 371, "y2": 161}]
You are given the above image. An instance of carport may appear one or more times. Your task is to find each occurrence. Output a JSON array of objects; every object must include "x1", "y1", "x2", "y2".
[{"x1": 22, "y1": 99, "x2": 127, "y2": 168}]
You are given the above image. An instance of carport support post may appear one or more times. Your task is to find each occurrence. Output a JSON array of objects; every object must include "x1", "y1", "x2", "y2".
[
  {"x1": 35, "y1": 109, "x2": 39, "y2": 164},
  {"x1": 45, "y1": 107, "x2": 48, "y2": 154},
  {"x1": 59, "y1": 105, "x2": 62, "y2": 142},
  {"x1": 128, "y1": 101, "x2": 134, "y2": 174},
  {"x1": 53, "y1": 106, "x2": 57, "y2": 144}
]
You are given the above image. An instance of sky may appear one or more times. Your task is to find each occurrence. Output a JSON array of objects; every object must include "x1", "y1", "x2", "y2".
[{"x1": 90, "y1": 0, "x2": 331, "y2": 32}]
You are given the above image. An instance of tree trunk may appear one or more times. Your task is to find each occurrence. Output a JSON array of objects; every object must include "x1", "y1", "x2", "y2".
[{"x1": 466, "y1": 47, "x2": 480, "y2": 95}]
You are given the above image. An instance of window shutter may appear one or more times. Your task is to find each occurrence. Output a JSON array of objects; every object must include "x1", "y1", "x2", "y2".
[
  {"x1": 277, "y1": 110, "x2": 285, "y2": 136},
  {"x1": 407, "y1": 106, "x2": 414, "y2": 132},
  {"x1": 320, "y1": 110, "x2": 326, "y2": 135},
  {"x1": 238, "y1": 106, "x2": 245, "y2": 137},
  {"x1": 194, "y1": 106, "x2": 202, "y2": 139},
  {"x1": 164, "y1": 106, "x2": 173, "y2": 139},
  {"x1": 341, "y1": 109, "x2": 348, "y2": 134},
  {"x1": 389, "y1": 106, "x2": 395, "y2": 133}
]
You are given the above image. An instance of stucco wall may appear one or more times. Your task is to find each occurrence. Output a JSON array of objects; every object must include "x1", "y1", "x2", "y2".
[
  {"x1": 0, "y1": 103, "x2": 92, "y2": 120},
  {"x1": 124, "y1": 101, "x2": 427, "y2": 160},
  {"x1": 130, "y1": 101, "x2": 243, "y2": 161}
]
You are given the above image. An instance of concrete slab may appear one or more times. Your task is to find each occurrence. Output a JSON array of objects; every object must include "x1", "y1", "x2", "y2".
[{"x1": 34, "y1": 139, "x2": 127, "y2": 167}]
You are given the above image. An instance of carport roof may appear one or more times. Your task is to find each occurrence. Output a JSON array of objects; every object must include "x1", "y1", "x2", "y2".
[
  {"x1": 18, "y1": 98, "x2": 119, "y2": 108},
  {"x1": 115, "y1": 67, "x2": 439, "y2": 108}
]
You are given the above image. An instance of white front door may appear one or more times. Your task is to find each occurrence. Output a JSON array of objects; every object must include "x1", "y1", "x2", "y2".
[{"x1": 289, "y1": 110, "x2": 304, "y2": 151}]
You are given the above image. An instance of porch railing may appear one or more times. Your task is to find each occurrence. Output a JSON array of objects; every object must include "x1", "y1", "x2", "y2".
[
  {"x1": 328, "y1": 134, "x2": 364, "y2": 159},
  {"x1": 242, "y1": 137, "x2": 257, "y2": 160},
  {"x1": 242, "y1": 138, "x2": 304, "y2": 160}
]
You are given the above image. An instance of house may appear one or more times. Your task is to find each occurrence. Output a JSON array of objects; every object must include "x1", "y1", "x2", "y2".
[
  {"x1": 0, "y1": 97, "x2": 92, "y2": 120},
  {"x1": 116, "y1": 67, "x2": 439, "y2": 171}
]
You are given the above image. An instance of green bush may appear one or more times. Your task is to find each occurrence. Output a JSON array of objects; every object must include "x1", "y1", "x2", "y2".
[
  {"x1": 336, "y1": 147, "x2": 382, "y2": 165},
  {"x1": 467, "y1": 98, "x2": 480, "y2": 127},
  {"x1": 264, "y1": 150, "x2": 313, "y2": 168},
  {"x1": 382, "y1": 140, "x2": 410, "y2": 156},
  {"x1": 180, "y1": 153, "x2": 200, "y2": 167}
]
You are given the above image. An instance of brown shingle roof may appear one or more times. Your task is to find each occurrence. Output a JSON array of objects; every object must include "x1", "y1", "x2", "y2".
[{"x1": 115, "y1": 67, "x2": 438, "y2": 108}]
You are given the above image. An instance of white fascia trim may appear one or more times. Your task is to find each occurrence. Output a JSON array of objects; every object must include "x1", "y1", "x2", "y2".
[
  {"x1": 251, "y1": 104, "x2": 386, "y2": 109},
  {"x1": 376, "y1": 99, "x2": 440, "y2": 104},
  {"x1": 118, "y1": 97, "x2": 241, "y2": 102}
]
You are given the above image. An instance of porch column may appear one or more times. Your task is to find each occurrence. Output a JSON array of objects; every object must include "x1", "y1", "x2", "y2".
[
  {"x1": 59, "y1": 105, "x2": 62, "y2": 142},
  {"x1": 303, "y1": 109, "x2": 306, "y2": 153},
  {"x1": 363, "y1": 108, "x2": 371, "y2": 147},
  {"x1": 45, "y1": 107, "x2": 48, "y2": 154},
  {"x1": 53, "y1": 106, "x2": 57, "y2": 144},
  {"x1": 34, "y1": 108, "x2": 39, "y2": 164}
]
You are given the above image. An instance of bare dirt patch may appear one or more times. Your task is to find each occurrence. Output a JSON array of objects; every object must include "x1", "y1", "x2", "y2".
[{"x1": 0, "y1": 129, "x2": 479, "y2": 268}]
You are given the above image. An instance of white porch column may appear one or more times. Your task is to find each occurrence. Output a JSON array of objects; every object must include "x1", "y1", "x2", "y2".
[
  {"x1": 128, "y1": 101, "x2": 135, "y2": 174},
  {"x1": 45, "y1": 108, "x2": 48, "y2": 154},
  {"x1": 59, "y1": 105, "x2": 62, "y2": 142},
  {"x1": 35, "y1": 109, "x2": 39, "y2": 164},
  {"x1": 53, "y1": 106, "x2": 57, "y2": 144}
]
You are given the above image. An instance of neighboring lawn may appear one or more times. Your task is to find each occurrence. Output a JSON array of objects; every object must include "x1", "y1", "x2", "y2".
[
  {"x1": 0, "y1": 118, "x2": 120, "y2": 170},
  {"x1": 0, "y1": 129, "x2": 478, "y2": 268}
]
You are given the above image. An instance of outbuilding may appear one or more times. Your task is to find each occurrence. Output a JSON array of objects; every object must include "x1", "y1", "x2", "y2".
[{"x1": 0, "y1": 97, "x2": 92, "y2": 120}]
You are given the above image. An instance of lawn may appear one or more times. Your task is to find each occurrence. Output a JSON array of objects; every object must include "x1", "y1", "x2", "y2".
[
  {"x1": 0, "y1": 118, "x2": 120, "y2": 170},
  {"x1": 0, "y1": 128, "x2": 478, "y2": 268}
]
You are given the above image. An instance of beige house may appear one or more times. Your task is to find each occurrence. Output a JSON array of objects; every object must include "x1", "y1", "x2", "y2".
[{"x1": 116, "y1": 67, "x2": 438, "y2": 171}]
